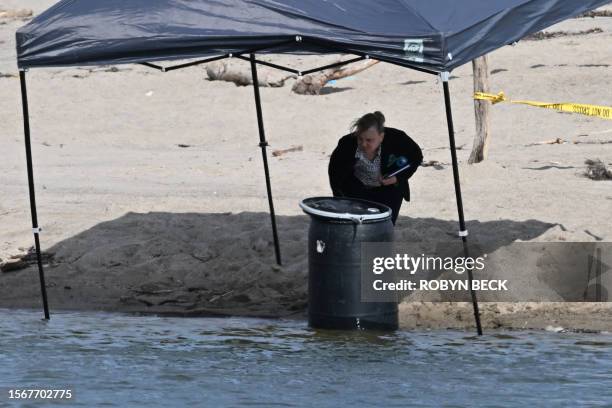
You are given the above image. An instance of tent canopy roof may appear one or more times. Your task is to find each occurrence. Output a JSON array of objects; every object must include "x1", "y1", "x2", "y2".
[{"x1": 16, "y1": 0, "x2": 609, "y2": 72}]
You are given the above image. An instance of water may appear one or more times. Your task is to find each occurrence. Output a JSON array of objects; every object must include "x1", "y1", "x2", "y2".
[{"x1": 1, "y1": 309, "x2": 611, "y2": 407}]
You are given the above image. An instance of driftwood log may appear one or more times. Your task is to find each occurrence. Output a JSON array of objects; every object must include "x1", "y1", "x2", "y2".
[
  {"x1": 0, "y1": 248, "x2": 54, "y2": 273},
  {"x1": 291, "y1": 59, "x2": 380, "y2": 95},
  {"x1": 272, "y1": 145, "x2": 303, "y2": 157},
  {"x1": 206, "y1": 61, "x2": 293, "y2": 87},
  {"x1": 0, "y1": 9, "x2": 33, "y2": 19},
  {"x1": 526, "y1": 137, "x2": 566, "y2": 146},
  {"x1": 468, "y1": 55, "x2": 491, "y2": 164},
  {"x1": 205, "y1": 59, "x2": 379, "y2": 95}
]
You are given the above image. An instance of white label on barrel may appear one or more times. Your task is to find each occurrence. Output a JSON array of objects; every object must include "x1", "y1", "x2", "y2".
[{"x1": 316, "y1": 240, "x2": 326, "y2": 253}]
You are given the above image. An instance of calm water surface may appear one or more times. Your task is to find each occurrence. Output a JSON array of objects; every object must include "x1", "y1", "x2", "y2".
[{"x1": 1, "y1": 309, "x2": 611, "y2": 407}]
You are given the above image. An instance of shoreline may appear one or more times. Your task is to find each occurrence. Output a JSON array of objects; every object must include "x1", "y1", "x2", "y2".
[{"x1": 3, "y1": 302, "x2": 612, "y2": 333}]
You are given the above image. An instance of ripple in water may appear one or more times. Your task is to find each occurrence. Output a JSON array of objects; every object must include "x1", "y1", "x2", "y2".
[{"x1": 1, "y1": 309, "x2": 612, "y2": 407}]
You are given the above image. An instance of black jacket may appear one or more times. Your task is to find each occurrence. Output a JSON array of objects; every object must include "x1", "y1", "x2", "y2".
[{"x1": 328, "y1": 127, "x2": 423, "y2": 201}]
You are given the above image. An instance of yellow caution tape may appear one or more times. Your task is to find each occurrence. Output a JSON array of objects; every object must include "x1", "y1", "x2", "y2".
[
  {"x1": 474, "y1": 91, "x2": 507, "y2": 104},
  {"x1": 474, "y1": 91, "x2": 612, "y2": 120}
]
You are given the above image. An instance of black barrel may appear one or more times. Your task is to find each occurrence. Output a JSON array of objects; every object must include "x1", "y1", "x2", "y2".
[{"x1": 300, "y1": 197, "x2": 398, "y2": 331}]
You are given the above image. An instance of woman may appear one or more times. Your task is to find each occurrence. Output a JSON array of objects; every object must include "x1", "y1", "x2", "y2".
[{"x1": 328, "y1": 111, "x2": 423, "y2": 225}]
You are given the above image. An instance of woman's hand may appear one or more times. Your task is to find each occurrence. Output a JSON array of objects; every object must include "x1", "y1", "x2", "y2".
[{"x1": 379, "y1": 176, "x2": 397, "y2": 186}]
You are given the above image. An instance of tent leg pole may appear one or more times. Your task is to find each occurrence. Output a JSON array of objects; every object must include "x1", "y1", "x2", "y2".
[
  {"x1": 249, "y1": 54, "x2": 282, "y2": 266},
  {"x1": 19, "y1": 70, "x2": 50, "y2": 320},
  {"x1": 441, "y1": 73, "x2": 482, "y2": 336}
]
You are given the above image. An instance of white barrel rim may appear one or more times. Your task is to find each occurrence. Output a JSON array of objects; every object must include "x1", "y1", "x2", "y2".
[{"x1": 299, "y1": 197, "x2": 391, "y2": 223}]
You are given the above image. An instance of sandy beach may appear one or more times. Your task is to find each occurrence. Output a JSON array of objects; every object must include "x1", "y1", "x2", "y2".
[{"x1": 1, "y1": 1, "x2": 611, "y2": 331}]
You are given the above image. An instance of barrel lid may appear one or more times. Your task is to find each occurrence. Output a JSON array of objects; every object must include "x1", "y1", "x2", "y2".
[{"x1": 299, "y1": 197, "x2": 391, "y2": 223}]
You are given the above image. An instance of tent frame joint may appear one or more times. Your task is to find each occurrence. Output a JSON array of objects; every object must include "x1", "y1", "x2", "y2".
[{"x1": 440, "y1": 71, "x2": 450, "y2": 82}]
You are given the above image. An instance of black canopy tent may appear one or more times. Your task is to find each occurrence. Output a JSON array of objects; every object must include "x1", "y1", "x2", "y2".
[{"x1": 16, "y1": 0, "x2": 610, "y2": 335}]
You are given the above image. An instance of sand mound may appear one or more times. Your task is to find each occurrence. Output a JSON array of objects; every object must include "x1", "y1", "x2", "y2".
[
  {"x1": 1, "y1": 211, "x2": 560, "y2": 321},
  {"x1": 0, "y1": 212, "x2": 310, "y2": 317}
]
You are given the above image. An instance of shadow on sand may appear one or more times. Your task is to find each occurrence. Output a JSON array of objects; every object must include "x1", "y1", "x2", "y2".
[{"x1": 0, "y1": 212, "x2": 556, "y2": 317}]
